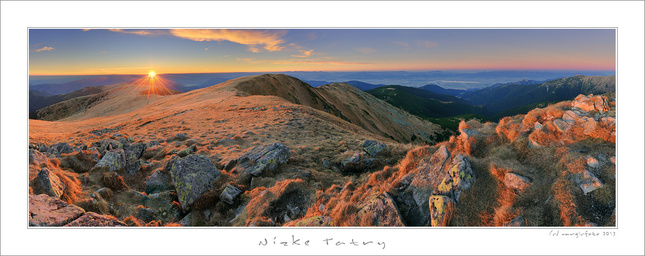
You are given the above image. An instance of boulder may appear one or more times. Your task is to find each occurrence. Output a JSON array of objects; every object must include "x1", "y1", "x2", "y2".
[
  {"x1": 75, "y1": 192, "x2": 110, "y2": 215},
  {"x1": 572, "y1": 94, "x2": 610, "y2": 113},
  {"x1": 504, "y1": 173, "x2": 531, "y2": 192},
  {"x1": 437, "y1": 154, "x2": 475, "y2": 201},
  {"x1": 29, "y1": 194, "x2": 85, "y2": 226},
  {"x1": 586, "y1": 156, "x2": 601, "y2": 169},
  {"x1": 361, "y1": 141, "x2": 389, "y2": 157},
  {"x1": 177, "y1": 144, "x2": 197, "y2": 157},
  {"x1": 31, "y1": 168, "x2": 66, "y2": 199},
  {"x1": 170, "y1": 155, "x2": 221, "y2": 210},
  {"x1": 124, "y1": 143, "x2": 146, "y2": 161},
  {"x1": 237, "y1": 143, "x2": 290, "y2": 176},
  {"x1": 572, "y1": 169, "x2": 603, "y2": 195},
  {"x1": 144, "y1": 191, "x2": 182, "y2": 223},
  {"x1": 103, "y1": 172, "x2": 129, "y2": 191},
  {"x1": 220, "y1": 184, "x2": 242, "y2": 205},
  {"x1": 125, "y1": 159, "x2": 143, "y2": 176},
  {"x1": 553, "y1": 119, "x2": 572, "y2": 133},
  {"x1": 528, "y1": 139, "x2": 542, "y2": 149},
  {"x1": 357, "y1": 193, "x2": 405, "y2": 226},
  {"x1": 52, "y1": 142, "x2": 74, "y2": 155},
  {"x1": 429, "y1": 195, "x2": 454, "y2": 227},
  {"x1": 64, "y1": 212, "x2": 126, "y2": 227},
  {"x1": 92, "y1": 149, "x2": 126, "y2": 173},
  {"x1": 393, "y1": 145, "x2": 451, "y2": 226},
  {"x1": 170, "y1": 133, "x2": 188, "y2": 142},
  {"x1": 29, "y1": 149, "x2": 48, "y2": 166},
  {"x1": 341, "y1": 152, "x2": 363, "y2": 173},
  {"x1": 147, "y1": 140, "x2": 160, "y2": 147},
  {"x1": 146, "y1": 169, "x2": 174, "y2": 194},
  {"x1": 136, "y1": 207, "x2": 157, "y2": 223},
  {"x1": 245, "y1": 179, "x2": 311, "y2": 226},
  {"x1": 141, "y1": 145, "x2": 167, "y2": 160}
]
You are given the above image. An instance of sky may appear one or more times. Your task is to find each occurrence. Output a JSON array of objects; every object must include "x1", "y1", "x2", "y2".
[{"x1": 28, "y1": 29, "x2": 616, "y2": 76}]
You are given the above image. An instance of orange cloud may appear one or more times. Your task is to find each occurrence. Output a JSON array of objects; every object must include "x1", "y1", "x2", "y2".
[
  {"x1": 33, "y1": 46, "x2": 54, "y2": 52},
  {"x1": 291, "y1": 49, "x2": 314, "y2": 58},
  {"x1": 170, "y1": 29, "x2": 287, "y2": 52},
  {"x1": 417, "y1": 41, "x2": 439, "y2": 48}
]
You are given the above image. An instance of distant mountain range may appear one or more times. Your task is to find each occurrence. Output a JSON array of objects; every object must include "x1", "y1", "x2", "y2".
[
  {"x1": 458, "y1": 75, "x2": 615, "y2": 113},
  {"x1": 418, "y1": 83, "x2": 466, "y2": 96}
]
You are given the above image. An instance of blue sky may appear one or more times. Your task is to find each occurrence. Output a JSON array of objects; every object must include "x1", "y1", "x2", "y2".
[{"x1": 29, "y1": 29, "x2": 616, "y2": 75}]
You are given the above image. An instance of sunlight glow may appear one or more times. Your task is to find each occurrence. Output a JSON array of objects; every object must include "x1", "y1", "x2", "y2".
[{"x1": 148, "y1": 70, "x2": 156, "y2": 78}]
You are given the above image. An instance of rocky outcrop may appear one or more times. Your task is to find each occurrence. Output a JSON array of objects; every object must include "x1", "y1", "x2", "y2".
[
  {"x1": 170, "y1": 155, "x2": 221, "y2": 210},
  {"x1": 29, "y1": 194, "x2": 85, "y2": 226},
  {"x1": 31, "y1": 168, "x2": 66, "y2": 199},
  {"x1": 220, "y1": 184, "x2": 242, "y2": 205},
  {"x1": 91, "y1": 149, "x2": 126, "y2": 173},
  {"x1": 357, "y1": 193, "x2": 405, "y2": 226},
  {"x1": 236, "y1": 143, "x2": 290, "y2": 176},
  {"x1": 64, "y1": 212, "x2": 126, "y2": 227},
  {"x1": 503, "y1": 173, "x2": 531, "y2": 192},
  {"x1": 361, "y1": 140, "x2": 389, "y2": 157},
  {"x1": 429, "y1": 195, "x2": 454, "y2": 227},
  {"x1": 572, "y1": 169, "x2": 603, "y2": 195},
  {"x1": 245, "y1": 179, "x2": 312, "y2": 226}
]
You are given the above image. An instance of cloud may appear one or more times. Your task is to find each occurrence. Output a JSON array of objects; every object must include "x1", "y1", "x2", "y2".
[
  {"x1": 291, "y1": 49, "x2": 314, "y2": 58},
  {"x1": 392, "y1": 41, "x2": 409, "y2": 48},
  {"x1": 33, "y1": 46, "x2": 54, "y2": 52},
  {"x1": 205, "y1": 48, "x2": 208, "y2": 51},
  {"x1": 417, "y1": 41, "x2": 439, "y2": 48},
  {"x1": 170, "y1": 29, "x2": 287, "y2": 52},
  {"x1": 108, "y1": 29, "x2": 168, "y2": 36},
  {"x1": 355, "y1": 47, "x2": 377, "y2": 54}
]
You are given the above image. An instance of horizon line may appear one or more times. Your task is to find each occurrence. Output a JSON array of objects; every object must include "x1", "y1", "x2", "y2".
[{"x1": 29, "y1": 69, "x2": 617, "y2": 77}]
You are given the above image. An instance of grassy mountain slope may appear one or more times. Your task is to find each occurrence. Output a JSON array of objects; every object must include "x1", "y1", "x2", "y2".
[{"x1": 367, "y1": 85, "x2": 492, "y2": 119}]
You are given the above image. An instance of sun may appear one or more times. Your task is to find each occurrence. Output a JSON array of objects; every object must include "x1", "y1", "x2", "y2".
[{"x1": 148, "y1": 70, "x2": 156, "y2": 78}]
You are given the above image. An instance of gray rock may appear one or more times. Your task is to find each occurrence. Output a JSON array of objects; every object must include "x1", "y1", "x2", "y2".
[
  {"x1": 572, "y1": 169, "x2": 603, "y2": 195},
  {"x1": 504, "y1": 173, "x2": 531, "y2": 192},
  {"x1": 32, "y1": 168, "x2": 66, "y2": 199},
  {"x1": 341, "y1": 152, "x2": 363, "y2": 172},
  {"x1": 124, "y1": 143, "x2": 146, "y2": 162},
  {"x1": 144, "y1": 191, "x2": 182, "y2": 223},
  {"x1": 220, "y1": 184, "x2": 242, "y2": 205},
  {"x1": 29, "y1": 194, "x2": 85, "y2": 226},
  {"x1": 170, "y1": 155, "x2": 221, "y2": 210},
  {"x1": 237, "y1": 143, "x2": 290, "y2": 176},
  {"x1": 362, "y1": 141, "x2": 389, "y2": 157},
  {"x1": 92, "y1": 149, "x2": 126, "y2": 173},
  {"x1": 357, "y1": 193, "x2": 404, "y2": 226},
  {"x1": 322, "y1": 159, "x2": 331, "y2": 169},
  {"x1": 177, "y1": 144, "x2": 197, "y2": 157},
  {"x1": 586, "y1": 155, "x2": 601, "y2": 169},
  {"x1": 53, "y1": 142, "x2": 74, "y2": 155},
  {"x1": 64, "y1": 212, "x2": 126, "y2": 227},
  {"x1": 147, "y1": 140, "x2": 160, "y2": 147},
  {"x1": 553, "y1": 119, "x2": 572, "y2": 133},
  {"x1": 172, "y1": 133, "x2": 188, "y2": 141},
  {"x1": 136, "y1": 207, "x2": 157, "y2": 223},
  {"x1": 29, "y1": 149, "x2": 48, "y2": 166},
  {"x1": 145, "y1": 169, "x2": 174, "y2": 194},
  {"x1": 429, "y1": 195, "x2": 454, "y2": 227},
  {"x1": 437, "y1": 154, "x2": 476, "y2": 201},
  {"x1": 360, "y1": 140, "x2": 378, "y2": 148},
  {"x1": 125, "y1": 160, "x2": 142, "y2": 176}
]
